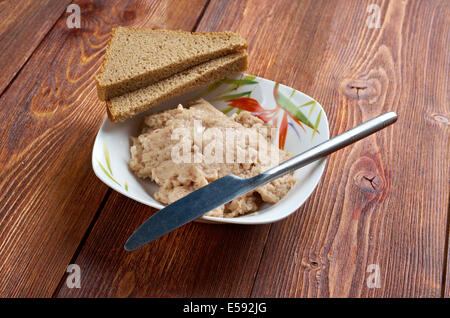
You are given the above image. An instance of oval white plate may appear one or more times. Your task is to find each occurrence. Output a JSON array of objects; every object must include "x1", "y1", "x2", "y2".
[{"x1": 92, "y1": 74, "x2": 329, "y2": 224}]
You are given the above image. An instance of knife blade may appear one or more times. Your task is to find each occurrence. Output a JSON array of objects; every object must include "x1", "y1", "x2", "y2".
[
  {"x1": 124, "y1": 174, "x2": 252, "y2": 251},
  {"x1": 125, "y1": 111, "x2": 397, "y2": 251}
]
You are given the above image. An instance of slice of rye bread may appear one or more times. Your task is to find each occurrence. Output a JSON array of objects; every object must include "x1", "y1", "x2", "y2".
[
  {"x1": 96, "y1": 27, "x2": 247, "y2": 100},
  {"x1": 106, "y1": 52, "x2": 248, "y2": 122}
]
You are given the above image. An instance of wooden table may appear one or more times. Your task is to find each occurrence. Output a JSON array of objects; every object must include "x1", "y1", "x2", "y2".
[{"x1": 0, "y1": 0, "x2": 448, "y2": 298}]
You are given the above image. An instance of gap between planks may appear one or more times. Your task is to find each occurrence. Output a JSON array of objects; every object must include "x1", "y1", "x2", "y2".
[{"x1": 51, "y1": 189, "x2": 112, "y2": 297}]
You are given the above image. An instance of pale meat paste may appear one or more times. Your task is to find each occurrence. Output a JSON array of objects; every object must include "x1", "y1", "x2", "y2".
[{"x1": 129, "y1": 99, "x2": 296, "y2": 218}]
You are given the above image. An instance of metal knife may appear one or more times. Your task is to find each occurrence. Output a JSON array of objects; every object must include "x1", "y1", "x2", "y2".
[{"x1": 125, "y1": 111, "x2": 397, "y2": 251}]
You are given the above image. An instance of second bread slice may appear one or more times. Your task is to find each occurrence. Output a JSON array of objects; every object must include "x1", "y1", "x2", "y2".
[
  {"x1": 96, "y1": 28, "x2": 247, "y2": 100},
  {"x1": 106, "y1": 52, "x2": 248, "y2": 122}
]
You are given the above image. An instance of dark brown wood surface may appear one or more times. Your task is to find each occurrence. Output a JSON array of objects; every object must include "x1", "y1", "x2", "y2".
[
  {"x1": 0, "y1": 0, "x2": 448, "y2": 298},
  {"x1": 0, "y1": 0, "x2": 71, "y2": 96}
]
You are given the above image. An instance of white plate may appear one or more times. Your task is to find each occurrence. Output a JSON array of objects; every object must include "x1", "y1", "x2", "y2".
[{"x1": 92, "y1": 74, "x2": 329, "y2": 224}]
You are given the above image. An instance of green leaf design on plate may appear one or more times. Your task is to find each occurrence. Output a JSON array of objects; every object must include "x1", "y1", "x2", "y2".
[
  {"x1": 216, "y1": 75, "x2": 258, "y2": 96},
  {"x1": 213, "y1": 91, "x2": 252, "y2": 101},
  {"x1": 289, "y1": 89, "x2": 295, "y2": 98},
  {"x1": 298, "y1": 100, "x2": 315, "y2": 108},
  {"x1": 311, "y1": 110, "x2": 322, "y2": 140},
  {"x1": 189, "y1": 79, "x2": 224, "y2": 101},
  {"x1": 307, "y1": 101, "x2": 316, "y2": 118},
  {"x1": 103, "y1": 141, "x2": 113, "y2": 175},
  {"x1": 97, "y1": 159, "x2": 121, "y2": 186},
  {"x1": 221, "y1": 79, "x2": 258, "y2": 86},
  {"x1": 190, "y1": 75, "x2": 258, "y2": 101},
  {"x1": 221, "y1": 106, "x2": 234, "y2": 114},
  {"x1": 275, "y1": 84, "x2": 315, "y2": 129},
  {"x1": 124, "y1": 181, "x2": 128, "y2": 191}
]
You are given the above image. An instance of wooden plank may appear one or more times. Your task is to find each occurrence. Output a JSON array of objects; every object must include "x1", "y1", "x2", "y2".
[
  {"x1": 0, "y1": 0, "x2": 71, "y2": 96},
  {"x1": 246, "y1": 0, "x2": 449, "y2": 297},
  {"x1": 0, "y1": 0, "x2": 208, "y2": 298}
]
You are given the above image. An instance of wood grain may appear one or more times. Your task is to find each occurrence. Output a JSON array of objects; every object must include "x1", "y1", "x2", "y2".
[
  {"x1": 57, "y1": 194, "x2": 271, "y2": 297},
  {"x1": 236, "y1": 0, "x2": 448, "y2": 297},
  {"x1": 0, "y1": 0, "x2": 71, "y2": 96},
  {"x1": 0, "y1": 0, "x2": 208, "y2": 297},
  {"x1": 2, "y1": 0, "x2": 449, "y2": 298},
  {"x1": 58, "y1": 0, "x2": 449, "y2": 298}
]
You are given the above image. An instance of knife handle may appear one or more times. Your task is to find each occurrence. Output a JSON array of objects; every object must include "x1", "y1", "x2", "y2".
[{"x1": 256, "y1": 112, "x2": 398, "y2": 184}]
